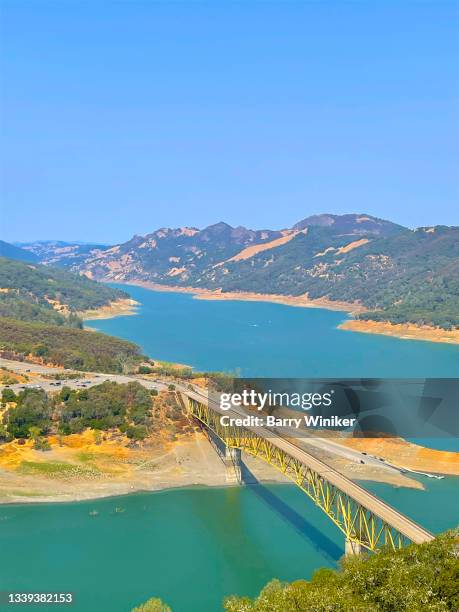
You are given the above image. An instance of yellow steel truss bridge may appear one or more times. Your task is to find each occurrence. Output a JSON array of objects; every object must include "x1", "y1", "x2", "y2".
[{"x1": 179, "y1": 389, "x2": 434, "y2": 555}]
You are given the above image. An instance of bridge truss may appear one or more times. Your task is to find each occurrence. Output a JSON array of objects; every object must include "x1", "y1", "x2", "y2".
[{"x1": 184, "y1": 395, "x2": 431, "y2": 554}]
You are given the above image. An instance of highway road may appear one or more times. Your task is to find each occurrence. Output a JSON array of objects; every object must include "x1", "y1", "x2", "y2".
[
  {"x1": 181, "y1": 386, "x2": 435, "y2": 545},
  {"x1": 0, "y1": 357, "x2": 410, "y2": 476},
  {"x1": 0, "y1": 357, "x2": 435, "y2": 544},
  {"x1": 0, "y1": 358, "x2": 167, "y2": 394}
]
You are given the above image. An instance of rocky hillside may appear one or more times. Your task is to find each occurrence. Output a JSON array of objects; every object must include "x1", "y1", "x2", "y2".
[
  {"x1": 67, "y1": 223, "x2": 285, "y2": 283},
  {"x1": 15, "y1": 214, "x2": 459, "y2": 329},
  {"x1": 28, "y1": 214, "x2": 400, "y2": 283},
  {"x1": 292, "y1": 213, "x2": 405, "y2": 235},
  {"x1": 17, "y1": 240, "x2": 108, "y2": 268}
]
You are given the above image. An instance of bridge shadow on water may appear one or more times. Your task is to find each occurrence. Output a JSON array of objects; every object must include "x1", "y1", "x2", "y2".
[
  {"x1": 240, "y1": 464, "x2": 343, "y2": 563},
  {"x1": 201, "y1": 425, "x2": 342, "y2": 563}
]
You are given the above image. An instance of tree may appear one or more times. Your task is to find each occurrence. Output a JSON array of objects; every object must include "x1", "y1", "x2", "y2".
[
  {"x1": 28, "y1": 426, "x2": 41, "y2": 441},
  {"x1": 32, "y1": 343, "x2": 49, "y2": 358},
  {"x1": 59, "y1": 386, "x2": 73, "y2": 402},
  {"x1": 138, "y1": 365, "x2": 153, "y2": 374},
  {"x1": 0, "y1": 424, "x2": 12, "y2": 443},
  {"x1": 6, "y1": 389, "x2": 52, "y2": 438},
  {"x1": 224, "y1": 528, "x2": 459, "y2": 612},
  {"x1": 1, "y1": 388, "x2": 16, "y2": 403},
  {"x1": 126, "y1": 425, "x2": 148, "y2": 440},
  {"x1": 33, "y1": 437, "x2": 51, "y2": 451},
  {"x1": 131, "y1": 597, "x2": 171, "y2": 612}
]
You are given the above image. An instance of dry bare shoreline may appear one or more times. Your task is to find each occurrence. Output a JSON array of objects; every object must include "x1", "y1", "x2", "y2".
[
  {"x1": 0, "y1": 358, "x2": 456, "y2": 506},
  {"x1": 0, "y1": 432, "x2": 429, "y2": 505},
  {"x1": 122, "y1": 280, "x2": 365, "y2": 313},
  {"x1": 340, "y1": 319, "x2": 459, "y2": 345},
  {"x1": 79, "y1": 297, "x2": 140, "y2": 321}
]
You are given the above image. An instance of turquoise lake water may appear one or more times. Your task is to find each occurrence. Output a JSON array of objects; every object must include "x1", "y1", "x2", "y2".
[
  {"x1": 1, "y1": 284, "x2": 456, "y2": 611},
  {"x1": 85, "y1": 284, "x2": 459, "y2": 378},
  {"x1": 0, "y1": 478, "x2": 458, "y2": 612}
]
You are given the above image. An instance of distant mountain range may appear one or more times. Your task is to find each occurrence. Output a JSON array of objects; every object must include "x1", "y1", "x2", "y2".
[
  {"x1": 8, "y1": 213, "x2": 459, "y2": 329},
  {"x1": 0, "y1": 240, "x2": 38, "y2": 263},
  {"x1": 12, "y1": 240, "x2": 109, "y2": 267}
]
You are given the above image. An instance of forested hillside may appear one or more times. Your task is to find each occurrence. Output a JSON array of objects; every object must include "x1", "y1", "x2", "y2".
[
  {"x1": 204, "y1": 226, "x2": 459, "y2": 329},
  {"x1": 0, "y1": 257, "x2": 128, "y2": 326},
  {"x1": 0, "y1": 257, "x2": 142, "y2": 372},
  {"x1": 0, "y1": 318, "x2": 142, "y2": 372},
  {"x1": 62, "y1": 214, "x2": 400, "y2": 285},
  {"x1": 11, "y1": 214, "x2": 459, "y2": 330},
  {"x1": 1, "y1": 380, "x2": 173, "y2": 442}
]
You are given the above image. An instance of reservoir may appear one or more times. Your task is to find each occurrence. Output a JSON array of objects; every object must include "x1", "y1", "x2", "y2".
[
  {"x1": 0, "y1": 478, "x2": 458, "y2": 612},
  {"x1": 1, "y1": 284, "x2": 455, "y2": 611},
  {"x1": 85, "y1": 284, "x2": 459, "y2": 378}
]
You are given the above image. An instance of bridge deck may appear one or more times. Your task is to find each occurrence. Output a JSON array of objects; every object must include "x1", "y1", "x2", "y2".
[{"x1": 182, "y1": 388, "x2": 434, "y2": 545}]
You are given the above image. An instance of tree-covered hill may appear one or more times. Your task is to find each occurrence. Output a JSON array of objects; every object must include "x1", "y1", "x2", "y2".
[
  {"x1": 1, "y1": 380, "x2": 181, "y2": 441},
  {"x1": 205, "y1": 225, "x2": 459, "y2": 329},
  {"x1": 14, "y1": 214, "x2": 459, "y2": 330},
  {"x1": 0, "y1": 257, "x2": 128, "y2": 326},
  {"x1": 0, "y1": 318, "x2": 142, "y2": 372},
  {"x1": 76, "y1": 223, "x2": 285, "y2": 283},
  {"x1": 0, "y1": 257, "x2": 142, "y2": 372}
]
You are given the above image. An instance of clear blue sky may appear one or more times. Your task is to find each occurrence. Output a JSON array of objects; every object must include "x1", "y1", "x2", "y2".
[{"x1": 1, "y1": 1, "x2": 458, "y2": 244}]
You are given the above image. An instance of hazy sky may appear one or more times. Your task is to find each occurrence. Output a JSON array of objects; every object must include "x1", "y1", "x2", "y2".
[{"x1": 1, "y1": 1, "x2": 458, "y2": 244}]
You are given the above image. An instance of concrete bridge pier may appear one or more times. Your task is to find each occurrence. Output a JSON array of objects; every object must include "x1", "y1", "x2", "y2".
[
  {"x1": 225, "y1": 446, "x2": 242, "y2": 484},
  {"x1": 345, "y1": 539, "x2": 362, "y2": 556}
]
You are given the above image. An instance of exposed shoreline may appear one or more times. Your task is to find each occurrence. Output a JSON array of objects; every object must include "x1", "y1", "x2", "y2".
[
  {"x1": 339, "y1": 437, "x2": 459, "y2": 477},
  {"x1": 78, "y1": 297, "x2": 140, "y2": 321},
  {"x1": 121, "y1": 280, "x2": 366, "y2": 313},
  {"x1": 1, "y1": 357, "x2": 456, "y2": 507},
  {"x1": 0, "y1": 431, "x2": 430, "y2": 506},
  {"x1": 340, "y1": 319, "x2": 459, "y2": 345}
]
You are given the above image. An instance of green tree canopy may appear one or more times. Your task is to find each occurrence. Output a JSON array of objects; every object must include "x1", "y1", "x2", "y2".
[
  {"x1": 132, "y1": 597, "x2": 171, "y2": 612},
  {"x1": 224, "y1": 528, "x2": 459, "y2": 612},
  {"x1": 6, "y1": 389, "x2": 52, "y2": 439}
]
